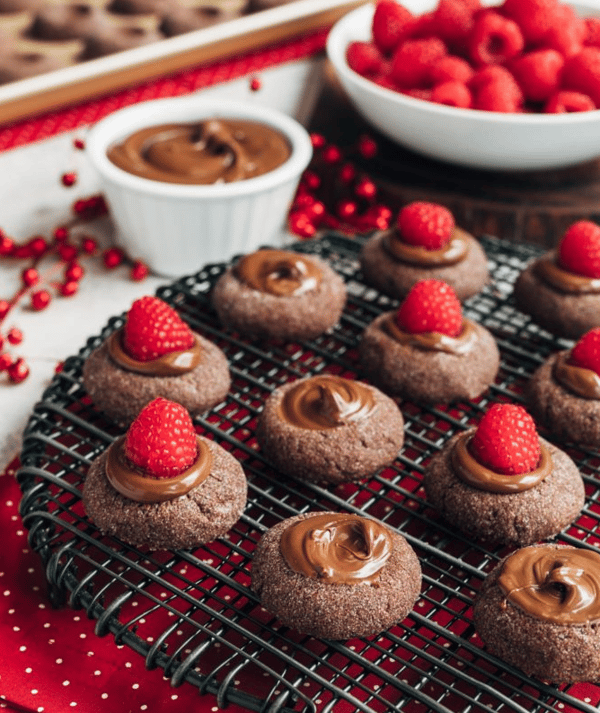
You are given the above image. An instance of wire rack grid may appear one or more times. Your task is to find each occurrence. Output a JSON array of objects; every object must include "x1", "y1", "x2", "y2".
[{"x1": 15, "y1": 233, "x2": 600, "y2": 713}]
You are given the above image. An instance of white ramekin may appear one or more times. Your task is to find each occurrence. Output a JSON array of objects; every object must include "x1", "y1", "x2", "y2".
[{"x1": 86, "y1": 96, "x2": 313, "y2": 277}]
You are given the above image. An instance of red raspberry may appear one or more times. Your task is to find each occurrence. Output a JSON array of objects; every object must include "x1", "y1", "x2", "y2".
[
  {"x1": 469, "y1": 11, "x2": 524, "y2": 67},
  {"x1": 562, "y1": 47, "x2": 600, "y2": 107},
  {"x1": 346, "y1": 41, "x2": 385, "y2": 77},
  {"x1": 471, "y1": 66, "x2": 523, "y2": 111},
  {"x1": 585, "y1": 18, "x2": 600, "y2": 48},
  {"x1": 372, "y1": 0, "x2": 414, "y2": 55},
  {"x1": 431, "y1": 0, "x2": 478, "y2": 47},
  {"x1": 510, "y1": 49, "x2": 564, "y2": 103},
  {"x1": 501, "y1": 0, "x2": 560, "y2": 45},
  {"x1": 544, "y1": 90, "x2": 596, "y2": 112},
  {"x1": 543, "y1": 4, "x2": 585, "y2": 58},
  {"x1": 558, "y1": 220, "x2": 600, "y2": 278},
  {"x1": 431, "y1": 80, "x2": 472, "y2": 107},
  {"x1": 124, "y1": 397, "x2": 198, "y2": 479},
  {"x1": 469, "y1": 403, "x2": 541, "y2": 476},
  {"x1": 569, "y1": 327, "x2": 600, "y2": 376},
  {"x1": 123, "y1": 295, "x2": 195, "y2": 362},
  {"x1": 430, "y1": 55, "x2": 474, "y2": 84},
  {"x1": 406, "y1": 11, "x2": 436, "y2": 39},
  {"x1": 390, "y1": 37, "x2": 446, "y2": 88},
  {"x1": 397, "y1": 201, "x2": 455, "y2": 249},
  {"x1": 396, "y1": 279, "x2": 462, "y2": 337},
  {"x1": 402, "y1": 87, "x2": 433, "y2": 100}
]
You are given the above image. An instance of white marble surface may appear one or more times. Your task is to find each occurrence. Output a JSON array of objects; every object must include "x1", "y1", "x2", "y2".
[{"x1": 0, "y1": 58, "x2": 322, "y2": 468}]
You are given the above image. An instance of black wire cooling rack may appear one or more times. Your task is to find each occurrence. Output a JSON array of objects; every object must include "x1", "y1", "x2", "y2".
[{"x1": 16, "y1": 233, "x2": 600, "y2": 713}]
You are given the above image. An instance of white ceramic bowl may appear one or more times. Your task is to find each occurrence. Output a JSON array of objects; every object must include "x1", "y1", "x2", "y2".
[
  {"x1": 327, "y1": 1, "x2": 600, "y2": 171},
  {"x1": 86, "y1": 97, "x2": 313, "y2": 277}
]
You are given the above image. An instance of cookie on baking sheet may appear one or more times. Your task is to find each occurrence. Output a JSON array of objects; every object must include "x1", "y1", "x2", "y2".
[
  {"x1": 251, "y1": 511, "x2": 421, "y2": 640},
  {"x1": 359, "y1": 201, "x2": 489, "y2": 302},
  {"x1": 83, "y1": 398, "x2": 247, "y2": 550},
  {"x1": 423, "y1": 404, "x2": 585, "y2": 547},
  {"x1": 528, "y1": 328, "x2": 600, "y2": 447},
  {"x1": 82, "y1": 295, "x2": 230, "y2": 426},
  {"x1": 474, "y1": 544, "x2": 600, "y2": 683},
  {"x1": 513, "y1": 220, "x2": 600, "y2": 340},
  {"x1": 255, "y1": 374, "x2": 404, "y2": 485},
  {"x1": 359, "y1": 279, "x2": 499, "y2": 404},
  {"x1": 211, "y1": 248, "x2": 346, "y2": 341}
]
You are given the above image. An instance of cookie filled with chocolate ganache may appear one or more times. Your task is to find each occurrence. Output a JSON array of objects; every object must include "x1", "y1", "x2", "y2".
[
  {"x1": 251, "y1": 511, "x2": 421, "y2": 640},
  {"x1": 513, "y1": 220, "x2": 600, "y2": 339},
  {"x1": 474, "y1": 544, "x2": 600, "y2": 683},
  {"x1": 211, "y1": 248, "x2": 346, "y2": 341},
  {"x1": 528, "y1": 327, "x2": 600, "y2": 447},
  {"x1": 106, "y1": 118, "x2": 291, "y2": 184},
  {"x1": 359, "y1": 279, "x2": 499, "y2": 404},
  {"x1": 423, "y1": 404, "x2": 585, "y2": 546},
  {"x1": 255, "y1": 374, "x2": 404, "y2": 485},
  {"x1": 82, "y1": 397, "x2": 247, "y2": 550},
  {"x1": 82, "y1": 295, "x2": 230, "y2": 426},
  {"x1": 359, "y1": 201, "x2": 489, "y2": 302}
]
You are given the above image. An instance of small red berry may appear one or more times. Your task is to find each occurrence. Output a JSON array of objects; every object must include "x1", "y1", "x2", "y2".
[
  {"x1": 249, "y1": 76, "x2": 261, "y2": 91},
  {"x1": 339, "y1": 163, "x2": 357, "y2": 184},
  {"x1": 0, "y1": 353, "x2": 12, "y2": 371},
  {"x1": 346, "y1": 41, "x2": 385, "y2": 77},
  {"x1": 372, "y1": 0, "x2": 414, "y2": 55},
  {"x1": 0, "y1": 233, "x2": 14, "y2": 256},
  {"x1": 130, "y1": 261, "x2": 149, "y2": 282},
  {"x1": 8, "y1": 357, "x2": 29, "y2": 383},
  {"x1": 53, "y1": 226, "x2": 69, "y2": 243},
  {"x1": 396, "y1": 279, "x2": 463, "y2": 337},
  {"x1": 31, "y1": 290, "x2": 51, "y2": 310},
  {"x1": 469, "y1": 11, "x2": 524, "y2": 67},
  {"x1": 59, "y1": 280, "x2": 79, "y2": 297},
  {"x1": 61, "y1": 172, "x2": 77, "y2": 187},
  {"x1": 288, "y1": 211, "x2": 317, "y2": 238},
  {"x1": 80, "y1": 237, "x2": 98, "y2": 254},
  {"x1": 569, "y1": 327, "x2": 600, "y2": 376},
  {"x1": 103, "y1": 247, "x2": 125, "y2": 269},
  {"x1": 26, "y1": 236, "x2": 48, "y2": 257},
  {"x1": 58, "y1": 244, "x2": 78, "y2": 262},
  {"x1": 322, "y1": 145, "x2": 343, "y2": 164},
  {"x1": 0, "y1": 300, "x2": 10, "y2": 319},
  {"x1": 338, "y1": 200, "x2": 358, "y2": 220},
  {"x1": 355, "y1": 178, "x2": 377, "y2": 199},
  {"x1": 73, "y1": 138, "x2": 85, "y2": 150},
  {"x1": 310, "y1": 133, "x2": 326, "y2": 149},
  {"x1": 65, "y1": 261, "x2": 84, "y2": 281},
  {"x1": 358, "y1": 135, "x2": 378, "y2": 159},
  {"x1": 7, "y1": 327, "x2": 22, "y2": 345},
  {"x1": 545, "y1": 90, "x2": 596, "y2": 113},
  {"x1": 22, "y1": 267, "x2": 39, "y2": 287},
  {"x1": 302, "y1": 170, "x2": 321, "y2": 191}
]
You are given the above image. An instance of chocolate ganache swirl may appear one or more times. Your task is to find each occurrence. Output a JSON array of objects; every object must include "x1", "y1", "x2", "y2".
[
  {"x1": 278, "y1": 375, "x2": 377, "y2": 430},
  {"x1": 498, "y1": 545, "x2": 600, "y2": 625},
  {"x1": 280, "y1": 513, "x2": 393, "y2": 585},
  {"x1": 107, "y1": 327, "x2": 202, "y2": 377},
  {"x1": 383, "y1": 226, "x2": 469, "y2": 266},
  {"x1": 384, "y1": 314, "x2": 478, "y2": 356},
  {"x1": 234, "y1": 249, "x2": 321, "y2": 296},
  {"x1": 535, "y1": 251, "x2": 600, "y2": 294},
  {"x1": 451, "y1": 432, "x2": 552, "y2": 494},
  {"x1": 553, "y1": 350, "x2": 600, "y2": 400},
  {"x1": 107, "y1": 119, "x2": 290, "y2": 184},
  {"x1": 105, "y1": 435, "x2": 213, "y2": 503}
]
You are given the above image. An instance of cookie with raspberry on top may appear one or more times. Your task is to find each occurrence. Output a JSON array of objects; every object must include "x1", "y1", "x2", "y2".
[
  {"x1": 82, "y1": 295, "x2": 230, "y2": 425},
  {"x1": 528, "y1": 327, "x2": 600, "y2": 446},
  {"x1": 423, "y1": 403, "x2": 584, "y2": 546},
  {"x1": 358, "y1": 278, "x2": 499, "y2": 404},
  {"x1": 513, "y1": 220, "x2": 600, "y2": 339},
  {"x1": 359, "y1": 201, "x2": 489, "y2": 302},
  {"x1": 82, "y1": 397, "x2": 247, "y2": 550}
]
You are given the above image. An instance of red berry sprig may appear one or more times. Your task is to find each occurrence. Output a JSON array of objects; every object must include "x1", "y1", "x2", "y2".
[
  {"x1": 0, "y1": 191, "x2": 149, "y2": 385},
  {"x1": 288, "y1": 132, "x2": 393, "y2": 239}
]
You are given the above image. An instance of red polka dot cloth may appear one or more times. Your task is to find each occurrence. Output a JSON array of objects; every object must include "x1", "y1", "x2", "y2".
[{"x1": 0, "y1": 460, "x2": 253, "y2": 712}]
